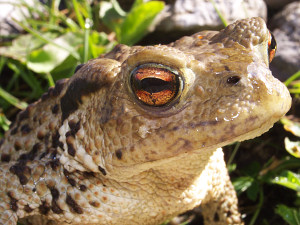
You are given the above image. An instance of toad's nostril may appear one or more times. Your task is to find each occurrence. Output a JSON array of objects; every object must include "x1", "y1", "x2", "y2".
[
  {"x1": 75, "y1": 64, "x2": 85, "y2": 73},
  {"x1": 227, "y1": 76, "x2": 241, "y2": 85}
]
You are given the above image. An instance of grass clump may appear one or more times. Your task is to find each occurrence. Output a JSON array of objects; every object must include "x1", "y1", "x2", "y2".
[{"x1": 0, "y1": 0, "x2": 164, "y2": 134}]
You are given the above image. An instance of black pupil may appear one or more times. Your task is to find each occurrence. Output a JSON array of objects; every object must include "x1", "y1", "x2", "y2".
[
  {"x1": 270, "y1": 32, "x2": 277, "y2": 50},
  {"x1": 140, "y1": 78, "x2": 173, "y2": 93}
]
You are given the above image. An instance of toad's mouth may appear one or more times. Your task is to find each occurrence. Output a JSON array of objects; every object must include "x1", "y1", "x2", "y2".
[
  {"x1": 139, "y1": 109, "x2": 288, "y2": 161},
  {"x1": 107, "y1": 109, "x2": 289, "y2": 181}
]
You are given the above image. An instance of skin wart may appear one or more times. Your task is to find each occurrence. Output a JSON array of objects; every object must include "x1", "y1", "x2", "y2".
[{"x1": 0, "y1": 17, "x2": 291, "y2": 225}]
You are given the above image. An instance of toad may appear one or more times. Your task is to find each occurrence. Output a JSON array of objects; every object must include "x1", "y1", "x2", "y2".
[{"x1": 0, "y1": 17, "x2": 291, "y2": 225}]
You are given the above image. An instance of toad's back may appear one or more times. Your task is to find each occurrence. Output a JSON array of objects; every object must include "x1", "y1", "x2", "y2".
[{"x1": 0, "y1": 17, "x2": 291, "y2": 225}]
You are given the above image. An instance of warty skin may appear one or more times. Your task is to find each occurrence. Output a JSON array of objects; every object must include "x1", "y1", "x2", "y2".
[{"x1": 0, "y1": 17, "x2": 291, "y2": 225}]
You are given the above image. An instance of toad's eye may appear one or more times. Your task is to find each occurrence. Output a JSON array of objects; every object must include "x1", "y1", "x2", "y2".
[
  {"x1": 130, "y1": 64, "x2": 182, "y2": 106},
  {"x1": 268, "y1": 31, "x2": 277, "y2": 63}
]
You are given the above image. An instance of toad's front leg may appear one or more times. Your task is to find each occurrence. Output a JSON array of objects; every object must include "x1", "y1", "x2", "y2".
[
  {"x1": 201, "y1": 152, "x2": 243, "y2": 225},
  {"x1": 0, "y1": 158, "x2": 68, "y2": 225}
]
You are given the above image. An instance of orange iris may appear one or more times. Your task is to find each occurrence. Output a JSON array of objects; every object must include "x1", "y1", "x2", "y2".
[
  {"x1": 268, "y1": 31, "x2": 277, "y2": 63},
  {"x1": 131, "y1": 65, "x2": 179, "y2": 106}
]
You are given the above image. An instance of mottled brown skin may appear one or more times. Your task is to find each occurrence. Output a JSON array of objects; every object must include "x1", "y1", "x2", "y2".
[{"x1": 0, "y1": 17, "x2": 291, "y2": 225}]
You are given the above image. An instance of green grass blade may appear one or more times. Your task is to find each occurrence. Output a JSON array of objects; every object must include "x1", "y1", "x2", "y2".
[
  {"x1": 111, "y1": 0, "x2": 127, "y2": 17},
  {"x1": 288, "y1": 89, "x2": 300, "y2": 94},
  {"x1": 64, "y1": 17, "x2": 80, "y2": 32},
  {"x1": 249, "y1": 188, "x2": 264, "y2": 225},
  {"x1": 45, "y1": 72, "x2": 55, "y2": 87},
  {"x1": 50, "y1": 0, "x2": 61, "y2": 25},
  {"x1": 25, "y1": 19, "x2": 65, "y2": 32},
  {"x1": 18, "y1": 0, "x2": 48, "y2": 22},
  {"x1": 0, "y1": 113, "x2": 11, "y2": 132},
  {"x1": 0, "y1": 57, "x2": 6, "y2": 74},
  {"x1": 14, "y1": 19, "x2": 80, "y2": 60},
  {"x1": 291, "y1": 82, "x2": 300, "y2": 88},
  {"x1": 48, "y1": 3, "x2": 80, "y2": 31},
  {"x1": 82, "y1": 0, "x2": 92, "y2": 19},
  {"x1": 227, "y1": 142, "x2": 241, "y2": 165},
  {"x1": 7, "y1": 72, "x2": 20, "y2": 91},
  {"x1": 83, "y1": 19, "x2": 92, "y2": 63},
  {"x1": 72, "y1": 0, "x2": 85, "y2": 29},
  {"x1": 284, "y1": 71, "x2": 300, "y2": 87},
  {"x1": 7, "y1": 62, "x2": 44, "y2": 97},
  {"x1": 0, "y1": 87, "x2": 28, "y2": 110},
  {"x1": 209, "y1": 0, "x2": 228, "y2": 27}
]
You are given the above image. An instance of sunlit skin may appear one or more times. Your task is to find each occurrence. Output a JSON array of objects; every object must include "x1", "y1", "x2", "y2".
[{"x1": 0, "y1": 18, "x2": 291, "y2": 225}]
